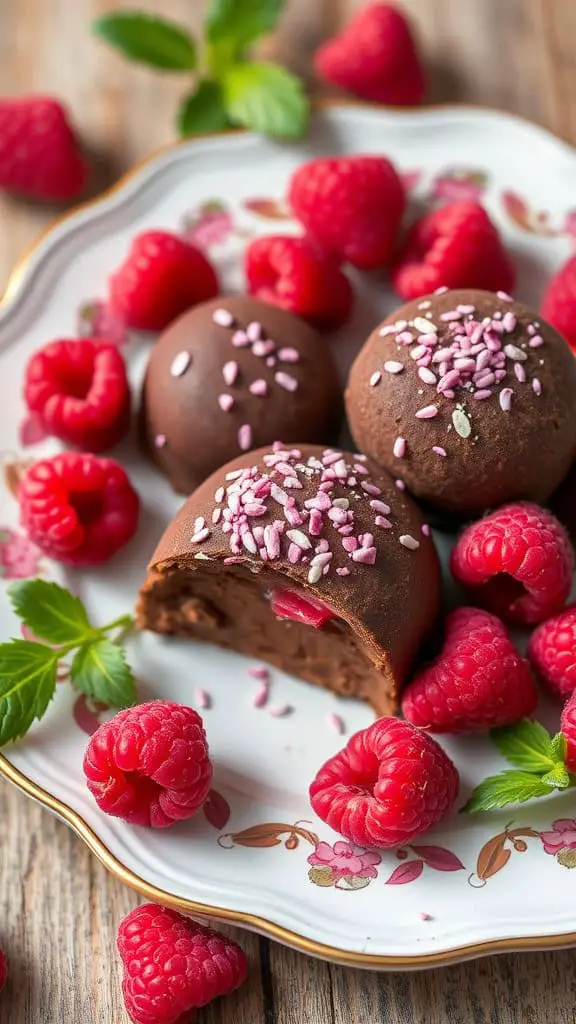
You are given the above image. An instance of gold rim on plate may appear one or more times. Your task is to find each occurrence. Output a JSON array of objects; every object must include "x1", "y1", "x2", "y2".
[{"x1": 1, "y1": 100, "x2": 575, "y2": 968}]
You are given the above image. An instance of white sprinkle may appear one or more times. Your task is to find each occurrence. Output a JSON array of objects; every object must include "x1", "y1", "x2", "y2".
[
  {"x1": 252, "y1": 681, "x2": 270, "y2": 708},
  {"x1": 434, "y1": 286, "x2": 449, "y2": 294},
  {"x1": 268, "y1": 704, "x2": 293, "y2": 718},
  {"x1": 415, "y1": 404, "x2": 439, "y2": 419},
  {"x1": 308, "y1": 565, "x2": 323, "y2": 584},
  {"x1": 247, "y1": 321, "x2": 262, "y2": 341},
  {"x1": 194, "y1": 688, "x2": 211, "y2": 709},
  {"x1": 223, "y1": 360, "x2": 239, "y2": 385},
  {"x1": 432, "y1": 446, "x2": 447, "y2": 456},
  {"x1": 532, "y1": 377, "x2": 542, "y2": 395},
  {"x1": 413, "y1": 316, "x2": 438, "y2": 334},
  {"x1": 410, "y1": 344, "x2": 428, "y2": 361},
  {"x1": 529, "y1": 334, "x2": 544, "y2": 348},
  {"x1": 218, "y1": 393, "x2": 234, "y2": 412},
  {"x1": 238, "y1": 424, "x2": 252, "y2": 451},
  {"x1": 242, "y1": 532, "x2": 257, "y2": 554},
  {"x1": 249, "y1": 379, "x2": 268, "y2": 396},
  {"x1": 326, "y1": 712, "x2": 345, "y2": 735},
  {"x1": 394, "y1": 319, "x2": 408, "y2": 330},
  {"x1": 226, "y1": 469, "x2": 244, "y2": 480},
  {"x1": 399, "y1": 534, "x2": 420, "y2": 550},
  {"x1": 379, "y1": 324, "x2": 397, "y2": 337},
  {"x1": 275, "y1": 371, "x2": 298, "y2": 392},
  {"x1": 370, "y1": 371, "x2": 382, "y2": 386},
  {"x1": 194, "y1": 516, "x2": 205, "y2": 533},
  {"x1": 504, "y1": 344, "x2": 527, "y2": 362},
  {"x1": 332, "y1": 498, "x2": 350, "y2": 509},
  {"x1": 395, "y1": 479, "x2": 406, "y2": 490},
  {"x1": 231, "y1": 329, "x2": 249, "y2": 347},
  {"x1": 418, "y1": 367, "x2": 437, "y2": 385},
  {"x1": 499, "y1": 387, "x2": 513, "y2": 411},
  {"x1": 215, "y1": 486, "x2": 225, "y2": 503},
  {"x1": 213, "y1": 308, "x2": 234, "y2": 327},
  {"x1": 393, "y1": 437, "x2": 407, "y2": 459},
  {"x1": 514, "y1": 362, "x2": 526, "y2": 383},
  {"x1": 456, "y1": 304, "x2": 475, "y2": 315},
  {"x1": 191, "y1": 528, "x2": 211, "y2": 544},
  {"x1": 271, "y1": 483, "x2": 288, "y2": 506},
  {"x1": 384, "y1": 360, "x2": 404, "y2": 374},
  {"x1": 418, "y1": 300, "x2": 431, "y2": 310},
  {"x1": 370, "y1": 500, "x2": 391, "y2": 515},
  {"x1": 212, "y1": 507, "x2": 221, "y2": 524},
  {"x1": 502, "y1": 311, "x2": 517, "y2": 333},
  {"x1": 497, "y1": 291, "x2": 513, "y2": 301},
  {"x1": 452, "y1": 408, "x2": 471, "y2": 437},
  {"x1": 278, "y1": 347, "x2": 300, "y2": 363},
  {"x1": 286, "y1": 529, "x2": 312, "y2": 550},
  {"x1": 170, "y1": 351, "x2": 191, "y2": 377}
]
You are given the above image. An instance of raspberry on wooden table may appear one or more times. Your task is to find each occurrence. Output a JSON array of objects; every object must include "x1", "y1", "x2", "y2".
[
  {"x1": 245, "y1": 234, "x2": 354, "y2": 331},
  {"x1": 561, "y1": 691, "x2": 576, "y2": 773},
  {"x1": 309, "y1": 717, "x2": 459, "y2": 849},
  {"x1": 450, "y1": 502, "x2": 574, "y2": 626},
  {"x1": 527, "y1": 606, "x2": 576, "y2": 701},
  {"x1": 24, "y1": 338, "x2": 131, "y2": 452},
  {"x1": 84, "y1": 701, "x2": 212, "y2": 828},
  {"x1": 117, "y1": 904, "x2": 247, "y2": 1023},
  {"x1": 314, "y1": 2, "x2": 426, "y2": 106},
  {"x1": 392, "y1": 201, "x2": 516, "y2": 300},
  {"x1": 288, "y1": 155, "x2": 405, "y2": 270},
  {"x1": 541, "y1": 254, "x2": 576, "y2": 355},
  {"x1": 0, "y1": 95, "x2": 86, "y2": 201},
  {"x1": 109, "y1": 230, "x2": 219, "y2": 332},
  {"x1": 18, "y1": 451, "x2": 140, "y2": 566},
  {"x1": 402, "y1": 607, "x2": 538, "y2": 732}
]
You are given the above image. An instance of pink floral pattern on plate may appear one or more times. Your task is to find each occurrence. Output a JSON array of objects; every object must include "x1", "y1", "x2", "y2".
[
  {"x1": 0, "y1": 528, "x2": 42, "y2": 579},
  {"x1": 541, "y1": 818, "x2": 576, "y2": 868},
  {"x1": 308, "y1": 840, "x2": 381, "y2": 889},
  {"x1": 182, "y1": 200, "x2": 236, "y2": 249}
]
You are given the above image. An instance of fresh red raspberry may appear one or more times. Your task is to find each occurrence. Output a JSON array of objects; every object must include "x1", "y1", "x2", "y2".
[
  {"x1": 402, "y1": 608, "x2": 538, "y2": 732},
  {"x1": 309, "y1": 717, "x2": 459, "y2": 849},
  {"x1": 245, "y1": 235, "x2": 353, "y2": 331},
  {"x1": 19, "y1": 452, "x2": 139, "y2": 566},
  {"x1": 0, "y1": 947, "x2": 6, "y2": 992},
  {"x1": 561, "y1": 691, "x2": 576, "y2": 773},
  {"x1": 84, "y1": 701, "x2": 212, "y2": 828},
  {"x1": 109, "y1": 230, "x2": 219, "y2": 332},
  {"x1": 314, "y1": 2, "x2": 426, "y2": 106},
  {"x1": 392, "y1": 201, "x2": 516, "y2": 300},
  {"x1": 541, "y1": 254, "x2": 576, "y2": 355},
  {"x1": 527, "y1": 606, "x2": 576, "y2": 701},
  {"x1": 23, "y1": 338, "x2": 131, "y2": 452},
  {"x1": 450, "y1": 502, "x2": 573, "y2": 626},
  {"x1": 0, "y1": 96, "x2": 86, "y2": 201},
  {"x1": 288, "y1": 155, "x2": 405, "y2": 270},
  {"x1": 118, "y1": 904, "x2": 247, "y2": 1023}
]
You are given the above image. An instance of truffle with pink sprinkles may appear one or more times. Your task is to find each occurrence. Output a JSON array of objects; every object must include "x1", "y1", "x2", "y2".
[
  {"x1": 346, "y1": 288, "x2": 576, "y2": 516},
  {"x1": 138, "y1": 443, "x2": 440, "y2": 715}
]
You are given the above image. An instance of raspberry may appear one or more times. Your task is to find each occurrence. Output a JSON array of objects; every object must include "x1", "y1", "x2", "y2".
[
  {"x1": 309, "y1": 717, "x2": 459, "y2": 848},
  {"x1": 392, "y1": 201, "x2": 516, "y2": 300},
  {"x1": 83, "y1": 701, "x2": 212, "y2": 828},
  {"x1": 117, "y1": 904, "x2": 247, "y2": 1023},
  {"x1": 23, "y1": 338, "x2": 131, "y2": 452},
  {"x1": 402, "y1": 608, "x2": 538, "y2": 732},
  {"x1": 561, "y1": 691, "x2": 576, "y2": 773},
  {"x1": 19, "y1": 452, "x2": 140, "y2": 566},
  {"x1": 288, "y1": 155, "x2": 405, "y2": 270},
  {"x1": 245, "y1": 235, "x2": 353, "y2": 331},
  {"x1": 528, "y1": 606, "x2": 576, "y2": 700},
  {"x1": 450, "y1": 502, "x2": 573, "y2": 626},
  {"x1": 0, "y1": 947, "x2": 6, "y2": 992},
  {"x1": 314, "y1": 2, "x2": 426, "y2": 106},
  {"x1": 109, "y1": 230, "x2": 219, "y2": 332},
  {"x1": 0, "y1": 96, "x2": 86, "y2": 202},
  {"x1": 541, "y1": 254, "x2": 576, "y2": 355}
]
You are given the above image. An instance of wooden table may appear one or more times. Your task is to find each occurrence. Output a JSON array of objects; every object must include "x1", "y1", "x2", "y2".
[{"x1": 1, "y1": 1, "x2": 575, "y2": 1021}]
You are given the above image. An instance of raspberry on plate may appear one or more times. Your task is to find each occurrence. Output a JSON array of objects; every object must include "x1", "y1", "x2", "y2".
[
  {"x1": 0, "y1": 95, "x2": 86, "y2": 202},
  {"x1": 450, "y1": 502, "x2": 574, "y2": 626},
  {"x1": 314, "y1": 2, "x2": 426, "y2": 106},
  {"x1": 23, "y1": 338, "x2": 131, "y2": 452},
  {"x1": 561, "y1": 691, "x2": 576, "y2": 773},
  {"x1": 541, "y1": 254, "x2": 576, "y2": 355},
  {"x1": 245, "y1": 235, "x2": 354, "y2": 331},
  {"x1": 528, "y1": 606, "x2": 576, "y2": 701},
  {"x1": 84, "y1": 701, "x2": 212, "y2": 828},
  {"x1": 309, "y1": 717, "x2": 459, "y2": 849},
  {"x1": 392, "y1": 201, "x2": 516, "y2": 300},
  {"x1": 288, "y1": 155, "x2": 405, "y2": 270},
  {"x1": 109, "y1": 230, "x2": 219, "y2": 332},
  {"x1": 402, "y1": 607, "x2": 538, "y2": 732},
  {"x1": 19, "y1": 451, "x2": 140, "y2": 566},
  {"x1": 118, "y1": 904, "x2": 247, "y2": 1023}
]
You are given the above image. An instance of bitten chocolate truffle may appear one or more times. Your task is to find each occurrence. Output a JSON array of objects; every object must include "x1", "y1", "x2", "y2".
[
  {"x1": 345, "y1": 289, "x2": 576, "y2": 516},
  {"x1": 140, "y1": 296, "x2": 341, "y2": 494},
  {"x1": 137, "y1": 443, "x2": 440, "y2": 716}
]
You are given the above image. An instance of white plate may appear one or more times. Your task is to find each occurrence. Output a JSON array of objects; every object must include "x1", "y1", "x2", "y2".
[{"x1": 1, "y1": 103, "x2": 576, "y2": 969}]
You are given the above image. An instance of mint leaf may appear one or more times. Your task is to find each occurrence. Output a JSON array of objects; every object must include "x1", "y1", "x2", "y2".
[
  {"x1": 178, "y1": 80, "x2": 231, "y2": 137},
  {"x1": 71, "y1": 639, "x2": 137, "y2": 709},
  {"x1": 222, "y1": 62, "x2": 308, "y2": 138},
  {"x1": 0, "y1": 641, "x2": 58, "y2": 745},
  {"x1": 206, "y1": 0, "x2": 284, "y2": 49},
  {"x1": 8, "y1": 579, "x2": 93, "y2": 646},
  {"x1": 491, "y1": 719, "x2": 555, "y2": 774},
  {"x1": 541, "y1": 762, "x2": 571, "y2": 789},
  {"x1": 464, "y1": 771, "x2": 556, "y2": 813},
  {"x1": 93, "y1": 12, "x2": 197, "y2": 70},
  {"x1": 551, "y1": 732, "x2": 568, "y2": 762}
]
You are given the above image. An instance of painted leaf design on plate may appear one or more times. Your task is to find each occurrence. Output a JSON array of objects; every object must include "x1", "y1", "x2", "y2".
[
  {"x1": 410, "y1": 845, "x2": 465, "y2": 871},
  {"x1": 72, "y1": 693, "x2": 108, "y2": 735},
  {"x1": 3, "y1": 460, "x2": 32, "y2": 500},
  {"x1": 385, "y1": 860, "x2": 424, "y2": 885},
  {"x1": 473, "y1": 833, "x2": 511, "y2": 883},
  {"x1": 203, "y1": 789, "x2": 231, "y2": 829},
  {"x1": 501, "y1": 191, "x2": 558, "y2": 236},
  {"x1": 218, "y1": 821, "x2": 318, "y2": 849},
  {"x1": 243, "y1": 198, "x2": 291, "y2": 219}
]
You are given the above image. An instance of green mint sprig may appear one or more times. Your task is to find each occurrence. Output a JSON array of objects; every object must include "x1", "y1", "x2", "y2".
[
  {"x1": 0, "y1": 579, "x2": 137, "y2": 746},
  {"x1": 92, "y1": 1, "x2": 309, "y2": 140},
  {"x1": 464, "y1": 718, "x2": 574, "y2": 813}
]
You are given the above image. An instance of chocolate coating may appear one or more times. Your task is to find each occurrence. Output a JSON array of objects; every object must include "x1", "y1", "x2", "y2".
[
  {"x1": 346, "y1": 289, "x2": 576, "y2": 515},
  {"x1": 140, "y1": 296, "x2": 341, "y2": 494},
  {"x1": 137, "y1": 444, "x2": 440, "y2": 715}
]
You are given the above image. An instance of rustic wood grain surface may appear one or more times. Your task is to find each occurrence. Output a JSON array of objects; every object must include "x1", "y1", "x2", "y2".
[{"x1": 0, "y1": 1, "x2": 575, "y2": 1021}]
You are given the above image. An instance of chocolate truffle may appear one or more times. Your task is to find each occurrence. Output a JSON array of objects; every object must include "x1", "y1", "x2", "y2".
[
  {"x1": 137, "y1": 443, "x2": 440, "y2": 716},
  {"x1": 140, "y1": 296, "x2": 341, "y2": 494},
  {"x1": 346, "y1": 289, "x2": 576, "y2": 516}
]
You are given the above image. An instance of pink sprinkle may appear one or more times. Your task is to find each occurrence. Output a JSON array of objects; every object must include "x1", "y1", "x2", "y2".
[
  {"x1": 194, "y1": 688, "x2": 211, "y2": 709},
  {"x1": 473, "y1": 389, "x2": 492, "y2": 400},
  {"x1": 415, "y1": 404, "x2": 438, "y2": 419},
  {"x1": 155, "y1": 434, "x2": 167, "y2": 448},
  {"x1": 418, "y1": 367, "x2": 437, "y2": 385},
  {"x1": 336, "y1": 566, "x2": 351, "y2": 576},
  {"x1": 275, "y1": 371, "x2": 298, "y2": 392},
  {"x1": 420, "y1": 912, "x2": 432, "y2": 922},
  {"x1": 497, "y1": 291, "x2": 513, "y2": 301},
  {"x1": 249, "y1": 379, "x2": 268, "y2": 396},
  {"x1": 456, "y1": 304, "x2": 475, "y2": 315},
  {"x1": 532, "y1": 377, "x2": 542, "y2": 395},
  {"x1": 354, "y1": 463, "x2": 369, "y2": 475},
  {"x1": 231, "y1": 329, "x2": 249, "y2": 347},
  {"x1": 474, "y1": 372, "x2": 495, "y2": 388},
  {"x1": 475, "y1": 349, "x2": 492, "y2": 372},
  {"x1": 247, "y1": 321, "x2": 262, "y2": 341},
  {"x1": 218, "y1": 393, "x2": 234, "y2": 412},
  {"x1": 393, "y1": 437, "x2": 407, "y2": 459},
  {"x1": 502, "y1": 311, "x2": 517, "y2": 333},
  {"x1": 370, "y1": 371, "x2": 382, "y2": 387},
  {"x1": 315, "y1": 539, "x2": 330, "y2": 553},
  {"x1": 453, "y1": 357, "x2": 476, "y2": 372},
  {"x1": 421, "y1": 524, "x2": 431, "y2": 537},
  {"x1": 399, "y1": 534, "x2": 420, "y2": 550},
  {"x1": 375, "y1": 516, "x2": 392, "y2": 529},
  {"x1": 527, "y1": 324, "x2": 536, "y2": 335},
  {"x1": 326, "y1": 712, "x2": 345, "y2": 735},
  {"x1": 252, "y1": 339, "x2": 275, "y2": 357},
  {"x1": 309, "y1": 509, "x2": 323, "y2": 535},
  {"x1": 263, "y1": 524, "x2": 281, "y2": 559},
  {"x1": 432, "y1": 446, "x2": 447, "y2": 456},
  {"x1": 434, "y1": 286, "x2": 448, "y2": 294},
  {"x1": 384, "y1": 360, "x2": 404, "y2": 374},
  {"x1": 223, "y1": 556, "x2": 245, "y2": 564},
  {"x1": 352, "y1": 546, "x2": 377, "y2": 564},
  {"x1": 437, "y1": 370, "x2": 460, "y2": 392},
  {"x1": 247, "y1": 666, "x2": 269, "y2": 680},
  {"x1": 360, "y1": 481, "x2": 381, "y2": 495},
  {"x1": 213, "y1": 308, "x2": 234, "y2": 327},
  {"x1": 529, "y1": 335, "x2": 544, "y2": 348},
  {"x1": 499, "y1": 387, "x2": 513, "y2": 411},
  {"x1": 395, "y1": 479, "x2": 406, "y2": 490},
  {"x1": 268, "y1": 704, "x2": 293, "y2": 718},
  {"x1": 440, "y1": 310, "x2": 462, "y2": 322},
  {"x1": 278, "y1": 347, "x2": 300, "y2": 363},
  {"x1": 223, "y1": 361, "x2": 239, "y2": 386},
  {"x1": 342, "y1": 537, "x2": 357, "y2": 553},
  {"x1": 514, "y1": 362, "x2": 526, "y2": 383},
  {"x1": 287, "y1": 543, "x2": 301, "y2": 563},
  {"x1": 396, "y1": 330, "x2": 414, "y2": 345},
  {"x1": 238, "y1": 424, "x2": 253, "y2": 450},
  {"x1": 252, "y1": 681, "x2": 270, "y2": 708},
  {"x1": 266, "y1": 356, "x2": 276, "y2": 367},
  {"x1": 370, "y1": 500, "x2": 391, "y2": 515}
]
